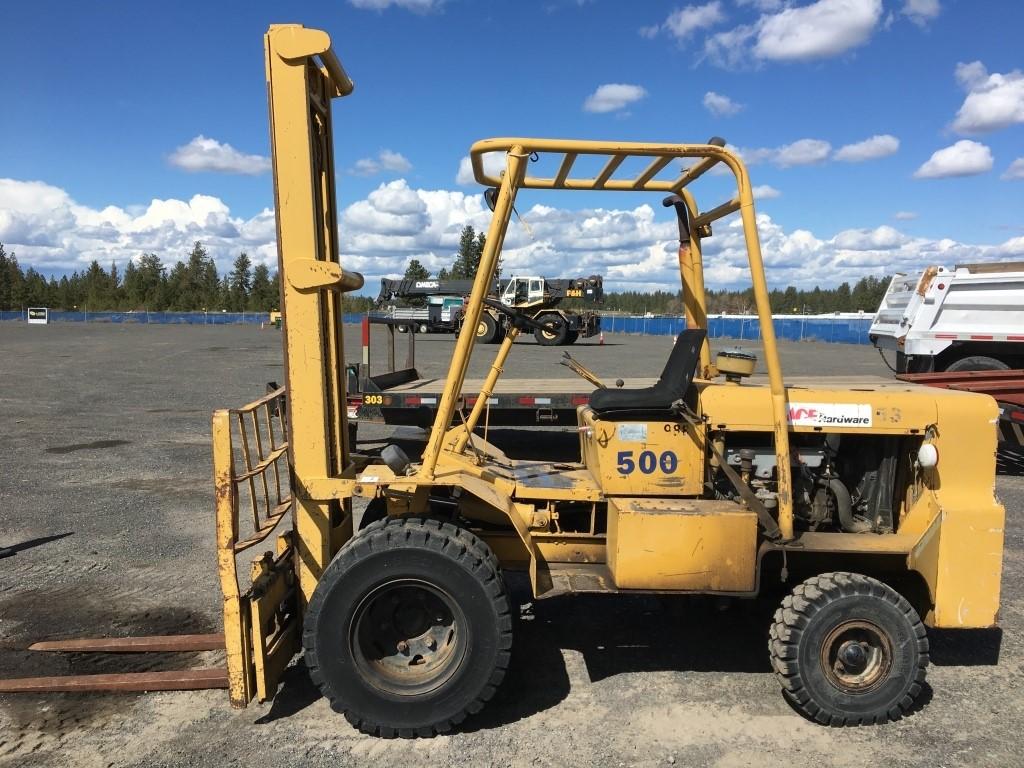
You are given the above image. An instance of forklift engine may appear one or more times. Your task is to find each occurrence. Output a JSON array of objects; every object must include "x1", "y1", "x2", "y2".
[{"x1": 719, "y1": 434, "x2": 901, "y2": 534}]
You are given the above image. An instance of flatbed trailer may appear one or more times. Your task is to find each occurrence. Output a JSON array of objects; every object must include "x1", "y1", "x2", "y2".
[
  {"x1": 897, "y1": 369, "x2": 1024, "y2": 448},
  {"x1": 347, "y1": 315, "x2": 610, "y2": 434}
]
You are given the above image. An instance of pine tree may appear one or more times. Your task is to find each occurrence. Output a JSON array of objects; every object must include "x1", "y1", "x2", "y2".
[
  {"x1": 449, "y1": 225, "x2": 487, "y2": 278},
  {"x1": 248, "y1": 263, "x2": 279, "y2": 311},
  {"x1": 403, "y1": 258, "x2": 430, "y2": 281},
  {"x1": 0, "y1": 244, "x2": 12, "y2": 310},
  {"x1": 229, "y1": 252, "x2": 252, "y2": 312}
]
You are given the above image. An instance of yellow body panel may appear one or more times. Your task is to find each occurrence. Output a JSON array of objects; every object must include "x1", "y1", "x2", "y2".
[
  {"x1": 607, "y1": 498, "x2": 757, "y2": 591},
  {"x1": 579, "y1": 408, "x2": 705, "y2": 496},
  {"x1": 699, "y1": 380, "x2": 938, "y2": 434}
]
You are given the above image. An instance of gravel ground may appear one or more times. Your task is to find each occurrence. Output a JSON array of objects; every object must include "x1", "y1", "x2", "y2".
[{"x1": 0, "y1": 323, "x2": 1020, "y2": 768}]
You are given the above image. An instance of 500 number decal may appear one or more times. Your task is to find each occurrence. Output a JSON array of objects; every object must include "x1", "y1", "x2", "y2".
[{"x1": 616, "y1": 450, "x2": 678, "y2": 475}]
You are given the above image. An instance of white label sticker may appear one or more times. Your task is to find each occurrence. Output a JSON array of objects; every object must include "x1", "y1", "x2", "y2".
[
  {"x1": 358, "y1": 475, "x2": 380, "y2": 483},
  {"x1": 617, "y1": 423, "x2": 648, "y2": 442},
  {"x1": 788, "y1": 403, "x2": 872, "y2": 428}
]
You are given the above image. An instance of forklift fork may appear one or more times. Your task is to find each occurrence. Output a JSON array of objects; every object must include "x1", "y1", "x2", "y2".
[{"x1": 0, "y1": 386, "x2": 300, "y2": 704}]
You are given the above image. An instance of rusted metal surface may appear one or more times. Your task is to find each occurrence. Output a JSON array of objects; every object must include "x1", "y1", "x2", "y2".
[
  {"x1": 0, "y1": 668, "x2": 228, "y2": 693},
  {"x1": 898, "y1": 369, "x2": 1024, "y2": 407},
  {"x1": 29, "y1": 633, "x2": 225, "y2": 653}
]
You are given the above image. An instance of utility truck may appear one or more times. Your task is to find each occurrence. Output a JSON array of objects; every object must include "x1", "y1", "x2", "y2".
[
  {"x1": 869, "y1": 262, "x2": 1024, "y2": 372},
  {"x1": 1, "y1": 25, "x2": 1006, "y2": 738},
  {"x1": 374, "y1": 273, "x2": 604, "y2": 344}
]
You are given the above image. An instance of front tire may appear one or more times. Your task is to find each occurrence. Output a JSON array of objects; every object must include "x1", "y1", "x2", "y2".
[
  {"x1": 303, "y1": 517, "x2": 512, "y2": 737},
  {"x1": 769, "y1": 572, "x2": 928, "y2": 726}
]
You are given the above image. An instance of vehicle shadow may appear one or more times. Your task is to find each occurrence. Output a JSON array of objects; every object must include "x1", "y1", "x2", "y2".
[{"x1": 259, "y1": 576, "x2": 1002, "y2": 732}]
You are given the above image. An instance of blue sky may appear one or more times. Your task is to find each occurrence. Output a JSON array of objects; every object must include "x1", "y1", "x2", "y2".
[{"x1": 1, "y1": 0, "x2": 1021, "y2": 292}]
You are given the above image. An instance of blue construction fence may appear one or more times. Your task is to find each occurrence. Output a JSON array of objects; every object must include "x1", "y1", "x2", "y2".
[
  {"x1": 1, "y1": 310, "x2": 873, "y2": 345},
  {"x1": 0, "y1": 310, "x2": 272, "y2": 325},
  {"x1": 599, "y1": 313, "x2": 874, "y2": 345}
]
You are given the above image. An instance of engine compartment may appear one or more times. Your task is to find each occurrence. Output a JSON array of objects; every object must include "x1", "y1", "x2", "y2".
[{"x1": 716, "y1": 432, "x2": 914, "y2": 534}]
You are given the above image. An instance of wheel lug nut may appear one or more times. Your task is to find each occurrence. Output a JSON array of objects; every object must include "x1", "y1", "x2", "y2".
[
  {"x1": 426, "y1": 637, "x2": 437, "y2": 651},
  {"x1": 397, "y1": 640, "x2": 409, "y2": 653}
]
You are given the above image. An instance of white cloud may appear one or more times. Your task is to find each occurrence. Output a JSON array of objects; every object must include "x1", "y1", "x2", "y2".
[
  {"x1": 901, "y1": 0, "x2": 940, "y2": 26},
  {"x1": 737, "y1": 138, "x2": 833, "y2": 167},
  {"x1": 664, "y1": 2, "x2": 727, "y2": 40},
  {"x1": 642, "y1": 3, "x2": 726, "y2": 41},
  {"x1": 583, "y1": 83, "x2": 648, "y2": 113},
  {"x1": 168, "y1": 136, "x2": 270, "y2": 175},
  {"x1": 833, "y1": 225, "x2": 908, "y2": 250},
  {"x1": 1002, "y1": 158, "x2": 1024, "y2": 181},
  {"x1": 755, "y1": 0, "x2": 882, "y2": 61},
  {"x1": 833, "y1": 134, "x2": 900, "y2": 162},
  {"x1": 703, "y1": 91, "x2": 743, "y2": 116},
  {"x1": 705, "y1": 0, "x2": 883, "y2": 67},
  {"x1": 951, "y1": 61, "x2": 1024, "y2": 134},
  {"x1": 736, "y1": 0, "x2": 782, "y2": 10},
  {"x1": 0, "y1": 177, "x2": 273, "y2": 273},
  {"x1": 456, "y1": 153, "x2": 507, "y2": 186},
  {"x1": 7, "y1": 174, "x2": 1023, "y2": 293},
  {"x1": 752, "y1": 184, "x2": 781, "y2": 199},
  {"x1": 351, "y1": 149, "x2": 413, "y2": 176},
  {"x1": 893, "y1": 211, "x2": 918, "y2": 220},
  {"x1": 348, "y1": 0, "x2": 440, "y2": 11},
  {"x1": 704, "y1": 24, "x2": 758, "y2": 69},
  {"x1": 913, "y1": 140, "x2": 993, "y2": 179}
]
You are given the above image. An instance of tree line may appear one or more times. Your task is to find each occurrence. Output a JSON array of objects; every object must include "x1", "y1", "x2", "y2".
[
  {"x1": 589, "y1": 277, "x2": 891, "y2": 316},
  {"x1": 1, "y1": 236, "x2": 891, "y2": 317},
  {"x1": 0, "y1": 241, "x2": 282, "y2": 313}
]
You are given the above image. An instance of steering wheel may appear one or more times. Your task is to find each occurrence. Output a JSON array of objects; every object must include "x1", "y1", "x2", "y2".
[{"x1": 481, "y1": 298, "x2": 562, "y2": 335}]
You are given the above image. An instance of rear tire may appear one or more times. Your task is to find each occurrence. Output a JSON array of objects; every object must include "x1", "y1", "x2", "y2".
[
  {"x1": 769, "y1": 572, "x2": 928, "y2": 726},
  {"x1": 564, "y1": 330, "x2": 579, "y2": 345},
  {"x1": 303, "y1": 517, "x2": 512, "y2": 737},
  {"x1": 417, "y1": 323, "x2": 429, "y2": 334},
  {"x1": 475, "y1": 313, "x2": 498, "y2": 344},
  {"x1": 396, "y1": 324, "x2": 409, "y2": 334},
  {"x1": 944, "y1": 355, "x2": 1009, "y2": 372}
]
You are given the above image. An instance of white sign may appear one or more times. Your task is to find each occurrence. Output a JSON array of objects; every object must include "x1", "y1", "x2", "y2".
[
  {"x1": 788, "y1": 402, "x2": 873, "y2": 428},
  {"x1": 617, "y1": 423, "x2": 648, "y2": 442},
  {"x1": 414, "y1": 281, "x2": 439, "y2": 289},
  {"x1": 27, "y1": 307, "x2": 48, "y2": 325}
]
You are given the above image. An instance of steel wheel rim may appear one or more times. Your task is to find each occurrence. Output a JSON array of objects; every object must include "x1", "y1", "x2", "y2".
[
  {"x1": 820, "y1": 619, "x2": 893, "y2": 694},
  {"x1": 350, "y1": 579, "x2": 466, "y2": 696},
  {"x1": 476, "y1": 321, "x2": 488, "y2": 337}
]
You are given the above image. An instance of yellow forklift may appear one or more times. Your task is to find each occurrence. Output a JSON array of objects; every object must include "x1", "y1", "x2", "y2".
[{"x1": 1, "y1": 25, "x2": 1005, "y2": 737}]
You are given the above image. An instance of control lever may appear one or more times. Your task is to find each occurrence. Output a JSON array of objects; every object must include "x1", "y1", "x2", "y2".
[{"x1": 560, "y1": 352, "x2": 624, "y2": 390}]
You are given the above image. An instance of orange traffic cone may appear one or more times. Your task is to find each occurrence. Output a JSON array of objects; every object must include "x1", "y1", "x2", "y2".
[{"x1": 599, "y1": 331, "x2": 605, "y2": 346}]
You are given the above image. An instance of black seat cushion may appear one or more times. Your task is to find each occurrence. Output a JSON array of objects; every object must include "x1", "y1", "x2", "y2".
[{"x1": 589, "y1": 329, "x2": 705, "y2": 415}]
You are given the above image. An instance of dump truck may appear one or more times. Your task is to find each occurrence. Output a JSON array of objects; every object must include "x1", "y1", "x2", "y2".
[
  {"x1": 2, "y1": 25, "x2": 1006, "y2": 738},
  {"x1": 374, "y1": 273, "x2": 604, "y2": 344},
  {"x1": 869, "y1": 262, "x2": 1024, "y2": 373}
]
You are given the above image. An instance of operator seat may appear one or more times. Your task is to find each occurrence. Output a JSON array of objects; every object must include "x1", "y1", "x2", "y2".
[{"x1": 589, "y1": 329, "x2": 705, "y2": 416}]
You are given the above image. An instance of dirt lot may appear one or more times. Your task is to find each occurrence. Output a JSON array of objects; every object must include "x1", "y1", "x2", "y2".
[{"x1": 1, "y1": 323, "x2": 1021, "y2": 768}]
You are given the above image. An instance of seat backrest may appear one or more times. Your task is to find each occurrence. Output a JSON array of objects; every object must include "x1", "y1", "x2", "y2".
[{"x1": 657, "y1": 328, "x2": 706, "y2": 397}]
